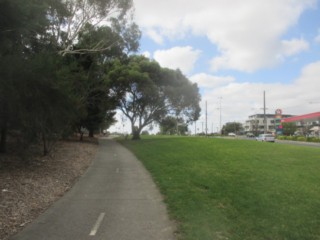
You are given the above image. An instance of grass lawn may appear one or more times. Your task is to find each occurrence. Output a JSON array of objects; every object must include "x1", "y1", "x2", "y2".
[{"x1": 118, "y1": 136, "x2": 320, "y2": 240}]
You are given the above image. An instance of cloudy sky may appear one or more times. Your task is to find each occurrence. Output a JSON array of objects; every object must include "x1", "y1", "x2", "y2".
[{"x1": 112, "y1": 0, "x2": 320, "y2": 134}]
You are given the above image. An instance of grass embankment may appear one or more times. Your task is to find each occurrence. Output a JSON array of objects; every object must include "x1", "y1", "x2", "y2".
[{"x1": 119, "y1": 136, "x2": 320, "y2": 240}]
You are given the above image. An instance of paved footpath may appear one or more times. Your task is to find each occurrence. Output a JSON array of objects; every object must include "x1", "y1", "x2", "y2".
[{"x1": 10, "y1": 138, "x2": 176, "y2": 240}]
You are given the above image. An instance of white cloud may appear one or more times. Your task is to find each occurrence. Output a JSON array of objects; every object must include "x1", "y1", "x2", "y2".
[
  {"x1": 142, "y1": 51, "x2": 151, "y2": 58},
  {"x1": 146, "y1": 29, "x2": 164, "y2": 45},
  {"x1": 295, "y1": 61, "x2": 320, "y2": 90},
  {"x1": 281, "y1": 38, "x2": 309, "y2": 56},
  {"x1": 134, "y1": 0, "x2": 316, "y2": 72},
  {"x1": 198, "y1": 61, "x2": 320, "y2": 130},
  {"x1": 153, "y1": 46, "x2": 201, "y2": 75},
  {"x1": 190, "y1": 73, "x2": 235, "y2": 89},
  {"x1": 315, "y1": 29, "x2": 320, "y2": 43}
]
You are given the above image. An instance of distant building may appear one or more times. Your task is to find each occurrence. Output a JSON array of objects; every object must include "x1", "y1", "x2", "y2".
[
  {"x1": 281, "y1": 112, "x2": 320, "y2": 136},
  {"x1": 244, "y1": 113, "x2": 294, "y2": 134}
]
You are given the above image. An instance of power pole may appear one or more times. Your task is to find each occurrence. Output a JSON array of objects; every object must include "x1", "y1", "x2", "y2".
[
  {"x1": 205, "y1": 101, "x2": 208, "y2": 136},
  {"x1": 264, "y1": 91, "x2": 267, "y2": 134},
  {"x1": 218, "y1": 97, "x2": 222, "y2": 134}
]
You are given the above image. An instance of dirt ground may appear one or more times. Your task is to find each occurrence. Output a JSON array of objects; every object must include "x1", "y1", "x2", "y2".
[{"x1": 0, "y1": 137, "x2": 99, "y2": 240}]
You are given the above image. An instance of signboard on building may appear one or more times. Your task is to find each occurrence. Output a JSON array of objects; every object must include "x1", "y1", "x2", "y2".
[{"x1": 275, "y1": 109, "x2": 283, "y2": 134}]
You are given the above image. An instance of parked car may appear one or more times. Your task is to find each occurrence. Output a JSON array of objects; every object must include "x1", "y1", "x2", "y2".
[
  {"x1": 256, "y1": 134, "x2": 275, "y2": 142},
  {"x1": 246, "y1": 133, "x2": 255, "y2": 138},
  {"x1": 228, "y1": 133, "x2": 236, "y2": 137}
]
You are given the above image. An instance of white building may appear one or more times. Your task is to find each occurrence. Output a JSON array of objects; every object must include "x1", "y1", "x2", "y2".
[{"x1": 244, "y1": 113, "x2": 294, "y2": 134}]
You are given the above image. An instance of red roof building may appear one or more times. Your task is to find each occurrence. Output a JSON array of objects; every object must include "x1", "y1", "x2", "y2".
[{"x1": 281, "y1": 112, "x2": 320, "y2": 123}]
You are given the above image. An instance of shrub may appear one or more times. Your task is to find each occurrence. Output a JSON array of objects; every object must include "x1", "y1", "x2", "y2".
[
  {"x1": 277, "y1": 136, "x2": 285, "y2": 140},
  {"x1": 277, "y1": 135, "x2": 320, "y2": 143},
  {"x1": 286, "y1": 136, "x2": 294, "y2": 141},
  {"x1": 307, "y1": 137, "x2": 320, "y2": 143},
  {"x1": 297, "y1": 136, "x2": 306, "y2": 142}
]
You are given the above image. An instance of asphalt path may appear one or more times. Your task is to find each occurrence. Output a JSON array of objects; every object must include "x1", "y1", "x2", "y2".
[{"x1": 10, "y1": 138, "x2": 176, "y2": 240}]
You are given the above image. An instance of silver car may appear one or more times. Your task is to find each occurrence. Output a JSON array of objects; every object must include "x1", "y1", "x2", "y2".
[{"x1": 256, "y1": 134, "x2": 275, "y2": 142}]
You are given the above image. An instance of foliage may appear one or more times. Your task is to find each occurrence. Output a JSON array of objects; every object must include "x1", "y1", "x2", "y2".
[
  {"x1": 120, "y1": 136, "x2": 320, "y2": 240},
  {"x1": 0, "y1": 0, "x2": 56, "y2": 153},
  {"x1": 282, "y1": 122, "x2": 297, "y2": 136},
  {"x1": 47, "y1": 0, "x2": 135, "y2": 55},
  {"x1": 222, "y1": 122, "x2": 243, "y2": 135},
  {"x1": 0, "y1": 0, "x2": 139, "y2": 154},
  {"x1": 108, "y1": 56, "x2": 201, "y2": 140},
  {"x1": 159, "y1": 116, "x2": 188, "y2": 135},
  {"x1": 64, "y1": 23, "x2": 140, "y2": 138},
  {"x1": 297, "y1": 136, "x2": 307, "y2": 141},
  {"x1": 276, "y1": 135, "x2": 320, "y2": 143}
]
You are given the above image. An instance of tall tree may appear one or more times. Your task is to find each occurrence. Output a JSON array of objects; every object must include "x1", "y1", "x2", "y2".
[
  {"x1": 0, "y1": 0, "x2": 140, "y2": 153},
  {"x1": 0, "y1": 0, "x2": 54, "y2": 153},
  {"x1": 47, "y1": 0, "x2": 135, "y2": 55},
  {"x1": 66, "y1": 23, "x2": 140, "y2": 138},
  {"x1": 159, "y1": 116, "x2": 188, "y2": 135},
  {"x1": 222, "y1": 122, "x2": 243, "y2": 135},
  {"x1": 108, "y1": 56, "x2": 201, "y2": 140}
]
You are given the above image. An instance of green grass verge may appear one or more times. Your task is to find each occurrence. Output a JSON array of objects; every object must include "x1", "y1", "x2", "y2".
[{"x1": 118, "y1": 136, "x2": 320, "y2": 240}]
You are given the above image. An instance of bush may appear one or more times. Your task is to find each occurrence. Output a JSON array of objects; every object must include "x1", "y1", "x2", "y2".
[
  {"x1": 307, "y1": 137, "x2": 320, "y2": 143},
  {"x1": 286, "y1": 136, "x2": 294, "y2": 141},
  {"x1": 297, "y1": 136, "x2": 306, "y2": 142},
  {"x1": 277, "y1": 135, "x2": 320, "y2": 143}
]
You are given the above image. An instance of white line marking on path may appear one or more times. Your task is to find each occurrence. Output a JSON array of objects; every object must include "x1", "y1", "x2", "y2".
[{"x1": 89, "y1": 212, "x2": 105, "y2": 236}]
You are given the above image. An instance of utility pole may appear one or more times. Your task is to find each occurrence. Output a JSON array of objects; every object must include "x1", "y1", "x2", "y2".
[
  {"x1": 205, "y1": 101, "x2": 208, "y2": 136},
  {"x1": 218, "y1": 97, "x2": 222, "y2": 135},
  {"x1": 263, "y1": 91, "x2": 267, "y2": 134},
  {"x1": 309, "y1": 101, "x2": 320, "y2": 138}
]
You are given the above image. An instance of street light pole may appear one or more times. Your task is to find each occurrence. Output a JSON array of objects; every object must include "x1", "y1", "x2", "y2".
[
  {"x1": 205, "y1": 101, "x2": 208, "y2": 136},
  {"x1": 263, "y1": 91, "x2": 267, "y2": 134},
  {"x1": 218, "y1": 97, "x2": 222, "y2": 135}
]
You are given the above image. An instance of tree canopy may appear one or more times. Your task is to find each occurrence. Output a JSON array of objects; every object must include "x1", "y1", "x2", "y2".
[
  {"x1": 108, "y1": 56, "x2": 201, "y2": 140},
  {"x1": 222, "y1": 122, "x2": 243, "y2": 135},
  {"x1": 0, "y1": 0, "x2": 201, "y2": 156},
  {"x1": 0, "y1": 0, "x2": 139, "y2": 154},
  {"x1": 282, "y1": 122, "x2": 297, "y2": 136}
]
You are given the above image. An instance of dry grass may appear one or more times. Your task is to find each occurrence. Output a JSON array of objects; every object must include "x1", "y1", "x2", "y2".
[{"x1": 0, "y1": 137, "x2": 99, "y2": 240}]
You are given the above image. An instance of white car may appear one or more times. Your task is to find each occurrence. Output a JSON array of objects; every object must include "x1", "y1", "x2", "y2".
[
  {"x1": 228, "y1": 133, "x2": 236, "y2": 137},
  {"x1": 256, "y1": 134, "x2": 275, "y2": 142}
]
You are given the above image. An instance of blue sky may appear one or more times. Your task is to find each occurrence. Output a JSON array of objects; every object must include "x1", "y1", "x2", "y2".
[{"x1": 112, "y1": 0, "x2": 320, "y2": 134}]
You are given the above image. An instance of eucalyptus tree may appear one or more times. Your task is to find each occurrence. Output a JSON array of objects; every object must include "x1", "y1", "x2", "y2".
[
  {"x1": 108, "y1": 56, "x2": 201, "y2": 140},
  {"x1": 0, "y1": 0, "x2": 55, "y2": 153},
  {"x1": 65, "y1": 23, "x2": 140, "y2": 138},
  {"x1": 0, "y1": 0, "x2": 140, "y2": 153},
  {"x1": 47, "y1": 0, "x2": 135, "y2": 55},
  {"x1": 159, "y1": 116, "x2": 188, "y2": 135},
  {"x1": 222, "y1": 122, "x2": 243, "y2": 135}
]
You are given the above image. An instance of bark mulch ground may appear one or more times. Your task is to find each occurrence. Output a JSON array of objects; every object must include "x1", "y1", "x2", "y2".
[{"x1": 0, "y1": 137, "x2": 99, "y2": 240}]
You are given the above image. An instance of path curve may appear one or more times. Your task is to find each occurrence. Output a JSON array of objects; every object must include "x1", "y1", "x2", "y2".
[{"x1": 10, "y1": 138, "x2": 176, "y2": 240}]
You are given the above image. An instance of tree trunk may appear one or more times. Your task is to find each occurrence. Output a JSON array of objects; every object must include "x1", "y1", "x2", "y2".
[
  {"x1": 80, "y1": 132, "x2": 84, "y2": 141},
  {"x1": 89, "y1": 129, "x2": 94, "y2": 138},
  {"x1": 131, "y1": 124, "x2": 141, "y2": 140},
  {"x1": 132, "y1": 130, "x2": 141, "y2": 140},
  {"x1": 42, "y1": 132, "x2": 48, "y2": 156},
  {"x1": 0, "y1": 126, "x2": 7, "y2": 153}
]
